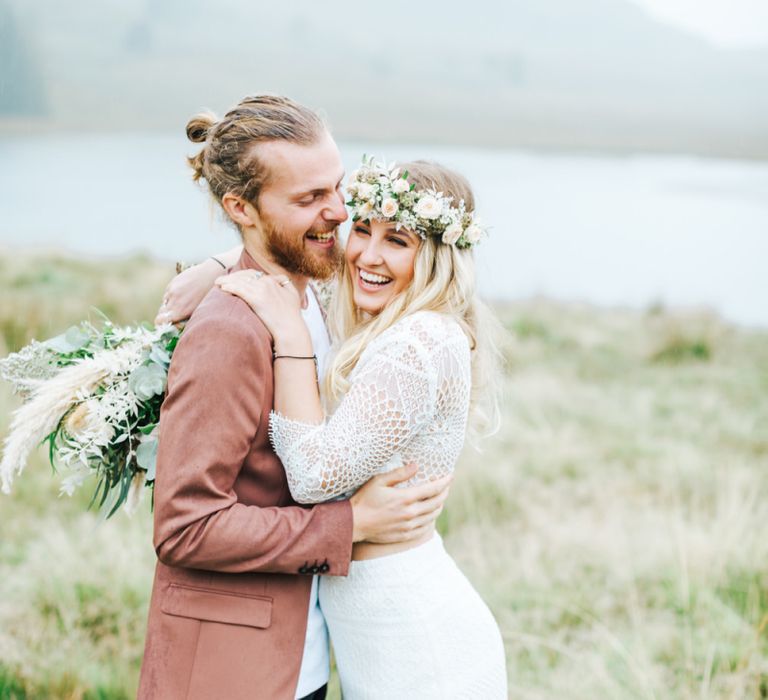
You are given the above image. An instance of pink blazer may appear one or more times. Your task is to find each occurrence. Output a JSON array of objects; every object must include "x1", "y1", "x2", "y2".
[{"x1": 138, "y1": 251, "x2": 353, "y2": 700}]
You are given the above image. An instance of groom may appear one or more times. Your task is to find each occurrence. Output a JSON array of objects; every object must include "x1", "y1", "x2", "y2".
[{"x1": 138, "y1": 95, "x2": 450, "y2": 700}]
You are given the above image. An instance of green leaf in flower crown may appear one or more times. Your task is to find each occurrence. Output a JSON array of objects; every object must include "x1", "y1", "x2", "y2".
[
  {"x1": 46, "y1": 325, "x2": 91, "y2": 353},
  {"x1": 136, "y1": 438, "x2": 158, "y2": 480}
]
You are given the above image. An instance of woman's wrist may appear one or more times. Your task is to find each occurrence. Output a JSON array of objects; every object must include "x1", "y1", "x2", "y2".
[{"x1": 272, "y1": 322, "x2": 313, "y2": 355}]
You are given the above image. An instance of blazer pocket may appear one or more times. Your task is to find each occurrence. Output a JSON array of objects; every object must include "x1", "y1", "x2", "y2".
[{"x1": 161, "y1": 583, "x2": 273, "y2": 629}]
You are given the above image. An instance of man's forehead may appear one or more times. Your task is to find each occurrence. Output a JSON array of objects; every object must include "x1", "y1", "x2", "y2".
[{"x1": 258, "y1": 136, "x2": 343, "y2": 192}]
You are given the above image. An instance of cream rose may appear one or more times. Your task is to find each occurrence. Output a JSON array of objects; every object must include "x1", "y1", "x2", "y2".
[
  {"x1": 442, "y1": 223, "x2": 463, "y2": 246},
  {"x1": 464, "y1": 223, "x2": 484, "y2": 245},
  {"x1": 414, "y1": 195, "x2": 441, "y2": 220},
  {"x1": 392, "y1": 178, "x2": 410, "y2": 194},
  {"x1": 380, "y1": 198, "x2": 399, "y2": 217}
]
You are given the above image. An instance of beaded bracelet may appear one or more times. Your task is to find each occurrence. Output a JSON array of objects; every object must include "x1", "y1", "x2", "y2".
[{"x1": 273, "y1": 353, "x2": 319, "y2": 378}]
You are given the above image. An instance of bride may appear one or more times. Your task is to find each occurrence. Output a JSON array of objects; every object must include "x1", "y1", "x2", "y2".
[{"x1": 168, "y1": 158, "x2": 507, "y2": 698}]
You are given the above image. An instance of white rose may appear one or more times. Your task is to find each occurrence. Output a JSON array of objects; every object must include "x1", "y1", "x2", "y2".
[
  {"x1": 346, "y1": 181, "x2": 359, "y2": 197},
  {"x1": 356, "y1": 183, "x2": 376, "y2": 201},
  {"x1": 357, "y1": 201, "x2": 374, "y2": 219},
  {"x1": 380, "y1": 198, "x2": 399, "y2": 217},
  {"x1": 442, "y1": 223, "x2": 463, "y2": 246},
  {"x1": 464, "y1": 223, "x2": 484, "y2": 244},
  {"x1": 414, "y1": 195, "x2": 441, "y2": 220},
  {"x1": 392, "y1": 178, "x2": 410, "y2": 194}
]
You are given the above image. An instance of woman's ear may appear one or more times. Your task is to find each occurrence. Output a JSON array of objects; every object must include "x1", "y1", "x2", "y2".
[{"x1": 221, "y1": 193, "x2": 259, "y2": 229}]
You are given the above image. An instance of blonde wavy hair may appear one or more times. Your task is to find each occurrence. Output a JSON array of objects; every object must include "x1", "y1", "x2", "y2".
[{"x1": 324, "y1": 161, "x2": 505, "y2": 438}]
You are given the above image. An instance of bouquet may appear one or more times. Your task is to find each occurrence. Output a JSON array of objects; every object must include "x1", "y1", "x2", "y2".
[{"x1": 0, "y1": 318, "x2": 179, "y2": 517}]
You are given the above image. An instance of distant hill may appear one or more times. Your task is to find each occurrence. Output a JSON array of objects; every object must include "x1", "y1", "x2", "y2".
[
  {"x1": 2, "y1": 0, "x2": 767, "y2": 157},
  {"x1": 0, "y1": 0, "x2": 47, "y2": 116}
]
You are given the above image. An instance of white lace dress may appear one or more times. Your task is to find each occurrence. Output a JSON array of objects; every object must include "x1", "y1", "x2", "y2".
[{"x1": 270, "y1": 311, "x2": 507, "y2": 699}]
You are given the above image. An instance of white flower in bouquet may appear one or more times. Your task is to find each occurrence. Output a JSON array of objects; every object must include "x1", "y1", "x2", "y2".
[{"x1": 0, "y1": 320, "x2": 179, "y2": 518}]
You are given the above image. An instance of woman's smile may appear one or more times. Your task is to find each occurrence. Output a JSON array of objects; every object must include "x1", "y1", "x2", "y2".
[
  {"x1": 356, "y1": 267, "x2": 394, "y2": 291},
  {"x1": 345, "y1": 221, "x2": 419, "y2": 314}
]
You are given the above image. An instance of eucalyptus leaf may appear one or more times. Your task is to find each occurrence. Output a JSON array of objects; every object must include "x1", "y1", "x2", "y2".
[
  {"x1": 128, "y1": 363, "x2": 167, "y2": 401},
  {"x1": 136, "y1": 439, "x2": 158, "y2": 478},
  {"x1": 149, "y1": 344, "x2": 171, "y2": 367},
  {"x1": 46, "y1": 326, "x2": 91, "y2": 353}
]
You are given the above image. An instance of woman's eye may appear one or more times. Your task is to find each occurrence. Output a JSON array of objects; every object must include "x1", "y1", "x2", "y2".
[
  {"x1": 389, "y1": 237, "x2": 407, "y2": 247},
  {"x1": 354, "y1": 227, "x2": 370, "y2": 235}
]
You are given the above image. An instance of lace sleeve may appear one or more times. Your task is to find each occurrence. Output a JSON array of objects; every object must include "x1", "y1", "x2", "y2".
[{"x1": 269, "y1": 329, "x2": 439, "y2": 504}]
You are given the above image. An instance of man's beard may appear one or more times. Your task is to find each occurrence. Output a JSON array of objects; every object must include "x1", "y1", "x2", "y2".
[{"x1": 264, "y1": 219, "x2": 343, "y2": 281}]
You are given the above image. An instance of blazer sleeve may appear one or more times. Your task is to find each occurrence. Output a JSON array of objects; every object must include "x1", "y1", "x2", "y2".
[{"x1": 152, "y1": 303, "x2": 353, "y2": 575}]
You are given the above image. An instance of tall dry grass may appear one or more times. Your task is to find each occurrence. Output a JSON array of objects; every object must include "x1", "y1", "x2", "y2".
[{"x1": 1, "y1": 253, "x2": 766, "y2": 698}]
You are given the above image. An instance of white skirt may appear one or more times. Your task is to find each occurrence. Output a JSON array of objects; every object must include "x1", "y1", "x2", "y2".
[{"x1": 319, "y1": 534, "x2": 508, "y2": 699}]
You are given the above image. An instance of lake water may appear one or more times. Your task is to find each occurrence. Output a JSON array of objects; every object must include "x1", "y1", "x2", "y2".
[{"x1": 1, "y1": 133, "x2": 766, "y2": 327}]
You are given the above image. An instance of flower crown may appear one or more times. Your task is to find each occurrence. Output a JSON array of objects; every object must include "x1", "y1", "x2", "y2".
[{"x1": 346, "y1": 156, "x2": 486, "y2": 249}]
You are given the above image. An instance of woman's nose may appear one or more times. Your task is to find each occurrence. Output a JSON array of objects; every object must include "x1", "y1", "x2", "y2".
[{"x1": 358, "y1": 238, "x2": 384, "y2": 266}]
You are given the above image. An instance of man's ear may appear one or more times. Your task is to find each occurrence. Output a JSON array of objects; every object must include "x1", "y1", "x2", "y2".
[{"x1": 221, "y1": 193, "x2": 259, "y2": 228}]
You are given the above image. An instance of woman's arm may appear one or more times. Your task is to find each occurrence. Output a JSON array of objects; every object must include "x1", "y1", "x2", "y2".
[
  {"x1": 215, "y1": 273, "x2": 440, "y2": 504},
  {"x1": 215, "y1": 271, "x2": 324, "y2": 424},
  {"x1": 155, "y1": 245, "x2": 242, "y2": 325},
  {"x1": 269, "y1": 336, "x2": 437, "y2": 503}
]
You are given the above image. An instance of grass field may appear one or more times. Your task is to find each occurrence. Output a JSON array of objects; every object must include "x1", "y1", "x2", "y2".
[{"x1": 0, "y1": 251, "x2": 766, "y2": 699}]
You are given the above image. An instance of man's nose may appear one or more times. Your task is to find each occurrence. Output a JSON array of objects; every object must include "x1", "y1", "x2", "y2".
[{"x1": 323, "y1": 190, "x2": 349, "y2": 223}]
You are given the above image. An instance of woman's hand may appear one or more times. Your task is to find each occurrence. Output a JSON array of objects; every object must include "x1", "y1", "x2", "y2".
[
  {"x1": 155, "y1": 259, "x2": 225, "y2": 325},
  {"x1": 216, "y1": 271, "x2": 309, "y2": 351}
]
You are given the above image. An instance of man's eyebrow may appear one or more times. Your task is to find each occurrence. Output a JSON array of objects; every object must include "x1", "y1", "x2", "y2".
[{"x1": 292, "y1": 172, "x2": 345, "y2": 197}]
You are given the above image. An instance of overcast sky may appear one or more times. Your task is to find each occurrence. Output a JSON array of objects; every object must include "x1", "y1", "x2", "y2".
[{"x1": 633, "y1": 0, "x2": 768, "y2": 47}]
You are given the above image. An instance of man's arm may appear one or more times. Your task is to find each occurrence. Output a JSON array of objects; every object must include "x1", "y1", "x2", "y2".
[
  {"x1": 155, "y1": 245, "x2": 243, "y2": 325},
  {"x1": 152, "y1": 305, "x2": 354, "y2": 575}
]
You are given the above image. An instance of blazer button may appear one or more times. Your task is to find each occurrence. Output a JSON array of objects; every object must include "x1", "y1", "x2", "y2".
[
  {"x1": 319, "y1": 563, "x2": 330, "y2": 573},
  {"x1": 298, "y1": 565, "x2": 309, "y2": 574},
  {"x1": 310, "y1": 565, "x2": 320, "y2": 574}
]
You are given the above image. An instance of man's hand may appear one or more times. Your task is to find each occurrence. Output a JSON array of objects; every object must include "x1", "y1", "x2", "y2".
[
  {"x1": 349, "y1": 464, "x2": 452, "y2": 544},
  {"x1": 155, "y1": 259, "x2": 224, "y2": 326}
]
